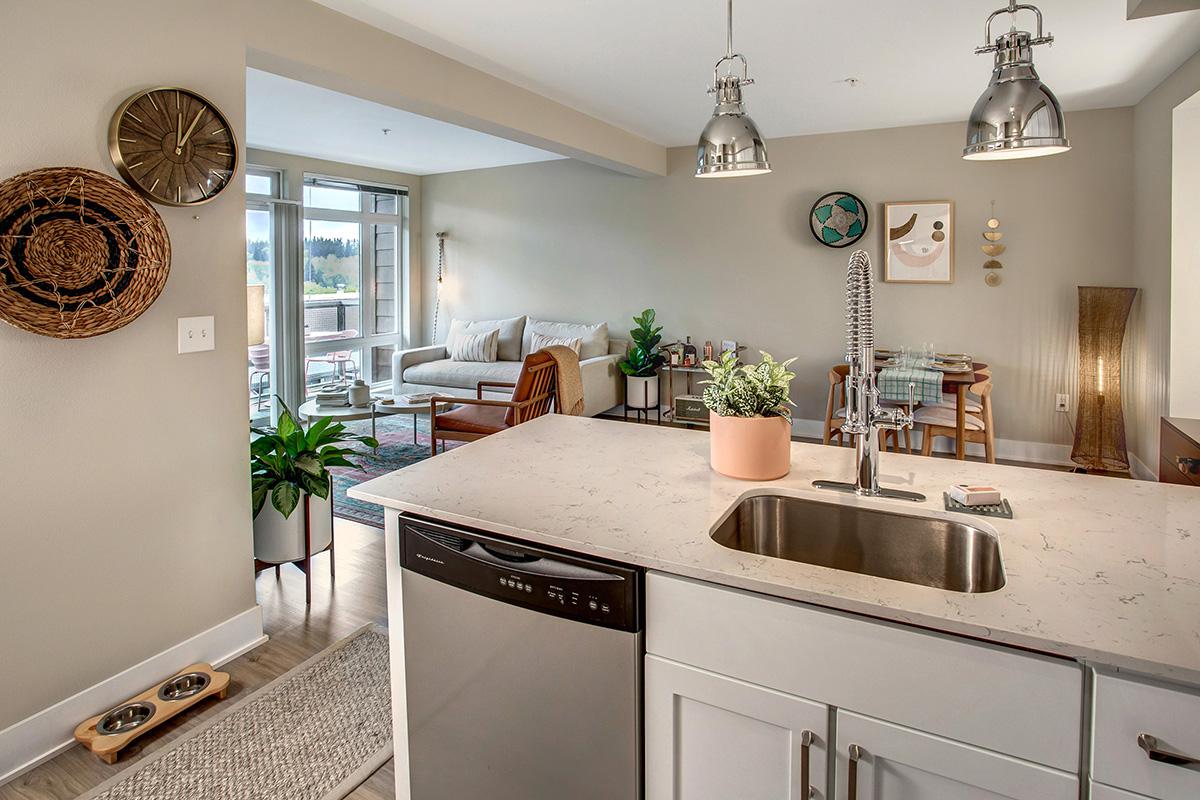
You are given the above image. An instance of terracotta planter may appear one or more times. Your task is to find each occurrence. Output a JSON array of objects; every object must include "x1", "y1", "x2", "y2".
[{"x1": 709, "y1": 414, "x2": 792, "y2": 480}]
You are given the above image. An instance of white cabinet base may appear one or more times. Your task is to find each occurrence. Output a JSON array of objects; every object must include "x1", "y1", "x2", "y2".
[
  {"x1": 646, "y1": 655, "x2": 828, "y2": 800},
  {"x1": 835, "y1": 711, "x2": 1078, "y2": 800}
]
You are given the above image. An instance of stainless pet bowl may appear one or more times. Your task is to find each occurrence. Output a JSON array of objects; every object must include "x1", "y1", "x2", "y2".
[
  {"x1": 97, "y1": 701, "x2": 155, "y2": 735},
  {"x1": 157, "y1": 671, "x2": 211, "y2": 702}
]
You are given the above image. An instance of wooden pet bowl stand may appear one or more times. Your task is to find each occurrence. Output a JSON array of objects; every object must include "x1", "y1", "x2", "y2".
[{"x1": 74, "y1": 663, "x2": 229, "y2": 764}]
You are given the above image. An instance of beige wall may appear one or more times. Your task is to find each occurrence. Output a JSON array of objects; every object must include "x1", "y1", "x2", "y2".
[
  {"x1": 1171, "y1": 98, "x2": 1200, "y2": 418},
  {"x1": 0, "y1": 0, "x2": 256, "y2": 730},
  {"x1": 1130, "y1": 48, "x2": 1200, "y2": 469},
  {"x1": 246, "y1": 148, "x2": 424, "y2": 348},
  {"x1": 421, "y1": 108, "x2": 1135, "y2": 454},
  {"x1": 0, "y1": 0, "x2": 651, "y2": 746}
]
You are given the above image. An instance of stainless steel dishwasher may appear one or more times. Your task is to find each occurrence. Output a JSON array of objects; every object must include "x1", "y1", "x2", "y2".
[{"x1": 399, "y1": 516, "x2": 642, "y2": 800}]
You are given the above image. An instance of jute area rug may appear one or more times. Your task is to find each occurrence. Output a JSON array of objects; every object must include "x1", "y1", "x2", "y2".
[{"x1": 80, "y1": 626, "x2": 391, "y2": 800}]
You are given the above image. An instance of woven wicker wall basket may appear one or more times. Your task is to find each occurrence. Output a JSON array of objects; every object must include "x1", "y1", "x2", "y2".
[{"x1": 0, "y1": 166, "x2": 170, "y2": 338}]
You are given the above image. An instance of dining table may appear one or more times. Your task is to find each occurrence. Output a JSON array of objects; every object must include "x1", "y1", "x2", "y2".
[{"x1": 874, "y1": 357, "x2": 989, "y2": 460}]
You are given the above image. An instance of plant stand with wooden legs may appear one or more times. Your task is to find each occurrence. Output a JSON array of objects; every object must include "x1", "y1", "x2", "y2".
[{"x1": 254, "y1": 494, "x2": 334, "y2": 606}]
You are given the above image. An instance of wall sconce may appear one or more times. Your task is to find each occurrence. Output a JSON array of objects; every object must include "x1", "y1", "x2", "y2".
[{"x1": 1071, "y1": 286, "x2": 1137, "y2": 473}]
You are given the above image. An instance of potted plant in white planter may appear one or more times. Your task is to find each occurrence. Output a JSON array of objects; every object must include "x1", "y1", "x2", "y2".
[
  {"x1": 701, "y1": 351, "x2": 797, "y2": 480},
  {"x1": 250, "y1": 401, "x2": 377, "y2": 565},
  {"x1": 618, "y1": 308, "x2": 666, "y2": 409}
]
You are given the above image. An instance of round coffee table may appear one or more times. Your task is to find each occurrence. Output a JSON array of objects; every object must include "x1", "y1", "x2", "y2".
[{"x1": 297, "y1": 396, "x2": 452, "y2": 448}]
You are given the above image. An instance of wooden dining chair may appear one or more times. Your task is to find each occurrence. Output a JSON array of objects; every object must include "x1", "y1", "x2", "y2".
[
  {"x1": 826, "y1": 363, "x2": 909, "y2": 452},
  {"x1": 940, "y1": 365, "x2": 991, "y2": 413},
  {"x1": 429, "y1": 351, "x2": 558, "y2": 455},
  {"x1": 916, "y1": 377, "x2": 996, "y2": 463},
  {"x1": 823, "y1": 365, "x2": 850, "y2": 446}
]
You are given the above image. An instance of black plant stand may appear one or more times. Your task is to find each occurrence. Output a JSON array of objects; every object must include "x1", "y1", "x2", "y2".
[{"x1": 623, "y1": 377, "x2": 661, "y2": 424}]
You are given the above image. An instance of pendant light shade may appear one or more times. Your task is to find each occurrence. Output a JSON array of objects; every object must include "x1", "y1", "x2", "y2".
[
  {"x1": 963, "y1": 2, "x2": 1069, "y2": 161},
  {"x1": 696, "y1": 0, "x2": 770, "y2": 178}
]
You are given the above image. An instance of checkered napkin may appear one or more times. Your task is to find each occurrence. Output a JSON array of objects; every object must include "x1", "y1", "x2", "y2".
[{"x1": 878, "y1": 366, "x2": 943, "y2": 404}]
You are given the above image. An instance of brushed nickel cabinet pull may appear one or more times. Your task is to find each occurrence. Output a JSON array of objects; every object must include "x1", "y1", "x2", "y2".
[
  {"x1": 1139, "y1": 733, "x2": 1200, "y2": 767},
  {"x1": 847, "y1": 743, "x2": 864, "y2": 799},
  {"x1": 800, "y1": 729, "x2": 814, "y2": 799}
]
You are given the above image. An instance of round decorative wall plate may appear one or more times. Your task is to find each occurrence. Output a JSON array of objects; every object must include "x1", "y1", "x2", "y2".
[
  {"x1": 0, "y1": 167, "x2": 171, "y2": 338},
  {"x1": 810, "y1": 191, "x2": 868, "y2": 248}
]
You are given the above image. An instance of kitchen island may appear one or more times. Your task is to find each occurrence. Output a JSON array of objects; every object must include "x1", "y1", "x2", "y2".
[{"x1": 350, "y1": 414, "x2": 1200, "y2": 800}]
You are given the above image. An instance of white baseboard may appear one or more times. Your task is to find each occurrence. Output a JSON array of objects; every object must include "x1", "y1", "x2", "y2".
[
  {"x1": 0, "y1": 605, "x2": 266, "y2": 785},
  {"x1": 792, "y1": 417, "x2": 1078, "y2": 468}
]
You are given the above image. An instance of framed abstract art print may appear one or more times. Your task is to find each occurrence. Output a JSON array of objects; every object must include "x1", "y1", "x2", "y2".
[{"x1": 883, "y1": 200, "x2": 954, "y2": 284}]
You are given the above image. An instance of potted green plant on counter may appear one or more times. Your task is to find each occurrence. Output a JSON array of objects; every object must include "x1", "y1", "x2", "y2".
[
  {"x1": 701, "y1": 350, "x2": 797, "y2": 480},
  {"x1": 250, "y1": 400, "x2": 377, "y2": 565},
  {"x1": 618, "y1": 308, "x2": 666, "y2": 410}
]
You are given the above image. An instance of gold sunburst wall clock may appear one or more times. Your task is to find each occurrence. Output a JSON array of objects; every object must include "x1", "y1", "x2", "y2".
[{"x1": 108, "y1": 87, "x2": 238, "y2": 207}]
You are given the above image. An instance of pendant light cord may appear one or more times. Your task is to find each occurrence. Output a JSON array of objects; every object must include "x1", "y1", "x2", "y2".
[
  {"x1": 726, "y1": 0, "x2": 733, "y2": 59},
  {"x1": 433, "y1": 232, "x2": 446, "y2": 341}
]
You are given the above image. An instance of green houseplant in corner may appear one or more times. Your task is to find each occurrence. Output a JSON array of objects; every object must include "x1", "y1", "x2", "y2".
[
  {"x1": 250, "y1": 400, "x2": 377, "y2": 566},
  {"x1": 618, "y1": 308, "x2": 667, "y2": 410},
  {"x1": 701, "y1": 350, "x2": 797, "y2": 480}
]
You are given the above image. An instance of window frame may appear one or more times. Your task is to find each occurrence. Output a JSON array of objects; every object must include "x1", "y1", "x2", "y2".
[
  {"x1": 246, "y1": 165, "x2": 283, "y2": 201},
  {"x1": 301, "y1": 173, "x2": 408, "y2": 390}
]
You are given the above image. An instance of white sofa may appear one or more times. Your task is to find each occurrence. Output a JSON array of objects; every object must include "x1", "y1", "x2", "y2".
[{"x1": 392, "y1": 316, "x2": 625, "y2": 418}]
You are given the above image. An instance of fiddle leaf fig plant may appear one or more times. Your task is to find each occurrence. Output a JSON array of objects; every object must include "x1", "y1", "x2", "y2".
[
  {"x1": 250, "y1": 399, "x2": 378, "y2": 519},
  {"x1": 618, "y1": 308, "x2": 667, "y2": 377},
  {"x1": 700, "y1": 351, "x2": 797, "y2": 418}
]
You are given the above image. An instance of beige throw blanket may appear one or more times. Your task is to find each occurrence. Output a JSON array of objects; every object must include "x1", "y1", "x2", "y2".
[{"x1": 542, "y1": 345, "x2": 585, "y2": 416}]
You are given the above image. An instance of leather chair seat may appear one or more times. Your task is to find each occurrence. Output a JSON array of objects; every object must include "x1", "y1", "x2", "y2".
[{"x1": 433, "y1": 403, "x2": 509, "y2": 435}]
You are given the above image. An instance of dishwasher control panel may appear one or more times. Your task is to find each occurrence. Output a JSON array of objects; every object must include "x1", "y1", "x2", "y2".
[{"x1": 400, "y1": 516, "x2": 640, "y2": 633}]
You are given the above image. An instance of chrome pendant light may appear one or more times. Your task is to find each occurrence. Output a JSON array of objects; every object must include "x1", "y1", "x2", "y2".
[
  {"x1": 695, "y1": 0, "x2": 770, "y2": 177},
  {"x1": 964, "y1": 1, "x2": 1070, "y2": 161}
]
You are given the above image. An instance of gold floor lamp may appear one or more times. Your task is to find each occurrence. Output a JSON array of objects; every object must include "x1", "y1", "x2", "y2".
[{"x1": 1071, "y1": 286, "x2": 1137, "y2": 474}]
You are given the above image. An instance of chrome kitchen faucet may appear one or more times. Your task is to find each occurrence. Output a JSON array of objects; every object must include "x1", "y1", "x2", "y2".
[{"x1": 814, "y1": 250, "x2": 925, "y2": 502}]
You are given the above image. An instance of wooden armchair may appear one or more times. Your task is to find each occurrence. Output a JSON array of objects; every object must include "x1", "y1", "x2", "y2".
[{"x1": 429, "y1": 350, "x2": 558, "y2": 455}]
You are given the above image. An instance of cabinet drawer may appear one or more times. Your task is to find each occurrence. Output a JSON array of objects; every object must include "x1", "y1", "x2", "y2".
[
  {"x1": 1093, "y1": 672, "x2": 1200, "y2": 799},
  {"x1": 1160, "y1": 421, "x2": 1200, "y2": 486},
  {"x1": 647, "y1": 571, "x2": 1083, "y2": 771}
]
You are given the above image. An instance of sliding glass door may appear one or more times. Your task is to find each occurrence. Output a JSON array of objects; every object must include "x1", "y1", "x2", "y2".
[
  {"x1": 301, "y1": 175, "x2": 404, "y2": 396},
  {"x1": 245, "y1": 168, "x2": 281, "y2": 424}
]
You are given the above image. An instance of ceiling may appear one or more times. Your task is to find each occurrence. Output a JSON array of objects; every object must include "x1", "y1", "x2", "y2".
[
  {"x1": 313, "y1": 0, "x2": 1200, "y2": 147},
  {"x1": 245, "y1": 68, "x2": 563, "y2": 175}
]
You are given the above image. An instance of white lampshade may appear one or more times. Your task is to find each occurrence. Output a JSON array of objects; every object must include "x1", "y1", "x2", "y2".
[{"x1": 247, "y1": 284, "x2": 265, "y2": 346}]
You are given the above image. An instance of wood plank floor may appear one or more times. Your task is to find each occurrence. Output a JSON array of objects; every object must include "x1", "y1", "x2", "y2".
[{"x1": 0, "y1": 519, "x2": 395, "y2": 800}]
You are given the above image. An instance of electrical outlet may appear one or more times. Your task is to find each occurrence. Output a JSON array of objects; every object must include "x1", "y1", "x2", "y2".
[
  {"x1": 1055, "y1": 393, "x2": 1070, "y2": 413},
  {"x1": 178, "y1": 316, "x2": 215, "y2": 353}
]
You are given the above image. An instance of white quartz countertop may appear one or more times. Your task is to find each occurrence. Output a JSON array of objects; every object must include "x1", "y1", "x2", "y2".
[{"x1": 350, "y1": 415, "x2": 1200, "y2": 684}]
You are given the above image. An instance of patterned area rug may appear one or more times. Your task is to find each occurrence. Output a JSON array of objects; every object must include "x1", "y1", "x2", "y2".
[
  {"x1": 80, "y1": 626, "x2": 391, "y2": 800},
  {"x1": 330, "y1": 414, "x2": 462, "y2": 528}
]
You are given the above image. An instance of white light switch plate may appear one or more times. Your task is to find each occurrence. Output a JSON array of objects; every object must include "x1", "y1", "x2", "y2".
[{"x1": 178, "y1": 316, "x2": 215, "y2": 353}]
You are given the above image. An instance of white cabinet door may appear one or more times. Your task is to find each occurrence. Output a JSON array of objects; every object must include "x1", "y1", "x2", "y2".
[
  {"x1": 646, "y1": 655, "x2": 828, "y2": 800},
  {"x1": 834, "y1": 711, "x2": 1078, "y2": 800},
  {"x1": 1092, "y1": 672, "x2": 1200, "y2": 800},
  {"x1": 1091, "y1": 782, "x2": 1157, "y2": 800}
]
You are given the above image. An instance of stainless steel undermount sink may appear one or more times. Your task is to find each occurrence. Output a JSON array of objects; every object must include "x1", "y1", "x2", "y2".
[{"x1": 711, "y1": 494, "x2": 1006, "y2": 593}]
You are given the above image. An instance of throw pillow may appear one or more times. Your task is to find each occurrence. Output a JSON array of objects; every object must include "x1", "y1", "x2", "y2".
[
  {"x1": 446, "y1": 316, "x2": 526, "y2": 362},
  {"x1": 523, "y1": 319, "x2": 609, "y2": 360},
  {"x1": 450, "y1": 328, "x2": 500, "y2": 362},
  {"x1": 531, "y1": 332, "x2": 583, "y2": 355}
]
